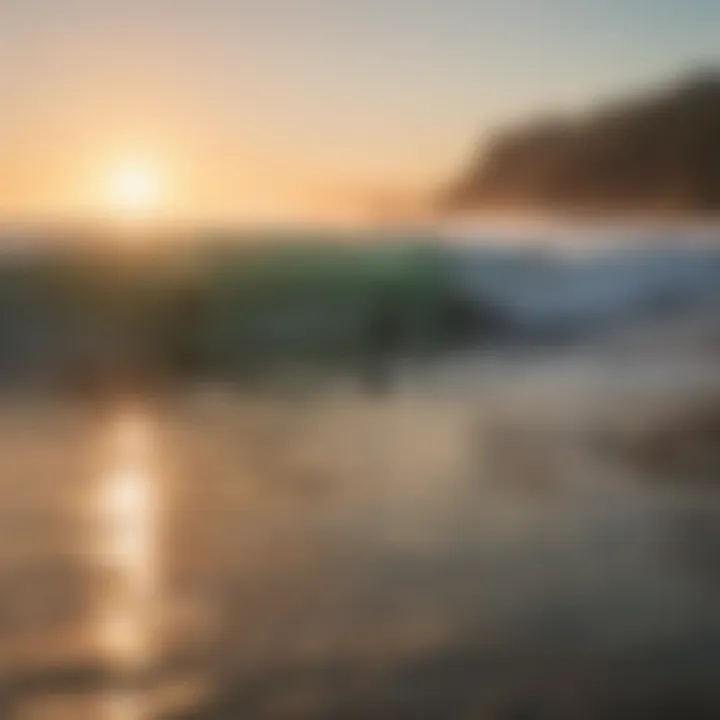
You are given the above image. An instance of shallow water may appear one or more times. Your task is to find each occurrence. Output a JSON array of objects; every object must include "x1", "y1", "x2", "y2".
[{"x1": 2, "y1": 369, "x2": 720, "y2": 719}]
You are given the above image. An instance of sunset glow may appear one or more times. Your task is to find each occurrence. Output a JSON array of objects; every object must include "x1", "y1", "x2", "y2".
[{"x1": 104, "y1": 161, "x2": 164, "y2": 221}]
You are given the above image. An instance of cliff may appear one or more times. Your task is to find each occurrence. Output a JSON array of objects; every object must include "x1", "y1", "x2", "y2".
[{"x1": 444, "y1": 71, "x2": 720, "y2": 215}]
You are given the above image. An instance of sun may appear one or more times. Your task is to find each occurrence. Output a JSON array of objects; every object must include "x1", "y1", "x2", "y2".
[{"x1": 104, "y1": 161, "x2": 164, "y2": 220}]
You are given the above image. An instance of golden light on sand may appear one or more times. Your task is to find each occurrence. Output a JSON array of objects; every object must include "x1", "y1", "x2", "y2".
[{"x1": 104, "y1": 160, "x2": 164, "y2": 221}]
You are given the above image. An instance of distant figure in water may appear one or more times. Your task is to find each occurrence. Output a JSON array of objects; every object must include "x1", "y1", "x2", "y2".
[
  {"x1": 159, "y1": 282, "x2": 205, "y2": 386},
  {"x1": 361, "y1": 301, "x2": 404, "y2": 394}
]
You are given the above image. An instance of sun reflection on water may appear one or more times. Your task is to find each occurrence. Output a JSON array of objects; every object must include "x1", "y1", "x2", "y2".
[{"x1": 95, "y1": 408, "x2": 161, "y2": 719}]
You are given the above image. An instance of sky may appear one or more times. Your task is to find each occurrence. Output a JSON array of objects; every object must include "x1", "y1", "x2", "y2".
[{"x1": 0, "y1": 0, "x2": 719, "y2": 222}]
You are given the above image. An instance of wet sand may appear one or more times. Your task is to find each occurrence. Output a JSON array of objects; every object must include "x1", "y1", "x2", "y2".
[{"x1": 1, "y1": 341, "x2": 720, "y2": 718}]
